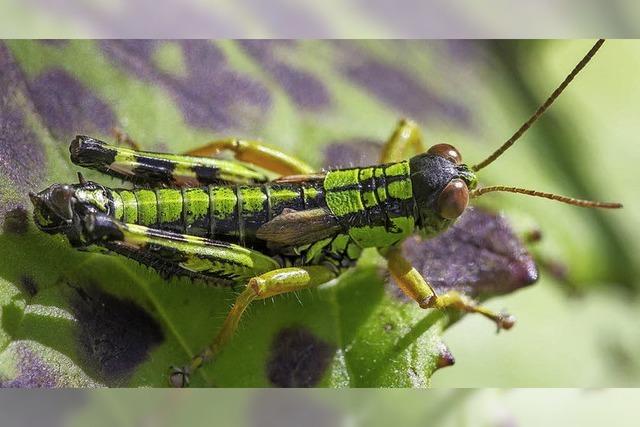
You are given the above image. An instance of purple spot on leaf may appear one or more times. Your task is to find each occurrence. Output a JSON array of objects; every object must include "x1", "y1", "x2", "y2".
[
  {"x1": 0, "y1": 43, "x2": 46, "y2": 219},
  {"x1": 400, "y1": 207, "x2": 538, "y2": 297},
  {"x1": 20, "y1": 275, "x2": 39, "y2": 298},
  {"x1": 181, "y1": 40, "x2": 226, "y2": 78},
  {"x1": 71, "y1": 285, "x2": 164, "y2": 385},
  {"x1": 267, "y1": 327, "x2": 335, "y2": 387},
  {"x1": 323, "y1": 139, "x2": 381, "y2": 169},
  {"x1": 101, "y1": 40, "x2": 271, "y2": 133},
  {"x1": 179, "y1": 41, "x2": 271, "y2": 129},
  {"x1": 28, "y1": 69, "x2": 116, "y2": 140},
  {"x1": 241, "y1": 41, "x2": 331, "y2": 110},
  {"x1": 342, "y1": 52, "x2": 470, "y2": 126},
  {"x1": 103, "y1": 40, "x2": 157, "y2": 80},
  {"x1": 3, "y1": 206, "x2": 29, "y2": 235},
  {"x1": 441, "y1": 40, "x2": 488, "y2": 63},
  {"x1": 0, "y1": 344, "x2": 59, "y2": 388},
  {"x1": 0, "y1": 107, "x2": 44, "y2": 192}
]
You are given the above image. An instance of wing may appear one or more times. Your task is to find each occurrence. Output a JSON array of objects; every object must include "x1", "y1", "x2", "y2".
[
  {"x1": 256, "y1": 208, "x2": 342, "y2": 247},
  {"x1": 70, "y1": 135, "x2": 269, "y2": 187}
]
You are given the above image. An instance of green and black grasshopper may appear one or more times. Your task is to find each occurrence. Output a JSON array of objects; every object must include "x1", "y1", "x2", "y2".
[{"x1": 29, "y1": 40, "x2": 621, "y2": 387}]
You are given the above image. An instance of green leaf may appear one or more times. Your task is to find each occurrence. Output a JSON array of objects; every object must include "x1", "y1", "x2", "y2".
[{"x1": 0, "y1": 40, "x2": 636, "y2": 387}]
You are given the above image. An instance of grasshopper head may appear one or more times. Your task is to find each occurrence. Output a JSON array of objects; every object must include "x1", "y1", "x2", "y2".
[
  {"x1": 29, "y1": 176, "x2": 111, "y2": 245},
  {"x1": 409, "y1": 144, "x2": 478, "y2": 237},
  {"x1": 29, "y1": 184, "x2": 76, "y2": 233}
]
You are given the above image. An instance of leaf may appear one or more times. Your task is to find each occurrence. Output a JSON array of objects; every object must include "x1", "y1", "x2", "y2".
[{"x1": 0, "y1": 40, "x2": 633, "y2": 387}]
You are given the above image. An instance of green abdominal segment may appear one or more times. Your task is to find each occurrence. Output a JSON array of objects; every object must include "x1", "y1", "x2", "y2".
[
  {"x1": 324, "y1": 161, "x2": 416, "y2": 247},
  {"x1": 104, "y1": 179, "x2": 328, "y2": 245},
  {"x1": 102, "y1": 161, "x2": 417, "y2": 250},
  {"x1": 76, "y1": 160, "x2": 420, "y2": 253}
]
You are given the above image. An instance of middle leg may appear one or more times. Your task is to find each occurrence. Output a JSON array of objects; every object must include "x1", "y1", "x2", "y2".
[
  {"x1": 185, "y1": 138, "x2": 315, "y2": 176},
  {"x1": 381, "y1": 245, "x2": 515, "y2": 330},
  {"x1": 380, "y1": 119, "x2": 427, "y2": 163},
  {"x1": 169, "y1": 264, "x2": 337, "y2": 387}
]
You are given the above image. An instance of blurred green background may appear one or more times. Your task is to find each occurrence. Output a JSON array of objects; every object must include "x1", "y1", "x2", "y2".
[{"x1": 0, "y1": 40, "x2": 638, "y2": 387}]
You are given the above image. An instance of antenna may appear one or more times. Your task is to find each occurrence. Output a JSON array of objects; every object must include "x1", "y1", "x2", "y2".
[
  {"x1": 470, "y1": 186, "x2": 622, "y2": 209},
  {"x1": 472, "y1": 39, "x2": 605, "y2": 172}
]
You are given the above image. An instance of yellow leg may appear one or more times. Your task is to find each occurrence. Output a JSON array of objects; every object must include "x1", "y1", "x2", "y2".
[
  {"x1": 184, "y1": 138, "x2": 315, "y2": 176},
  {"x1": 169, "y1": 265, "x2": 336, "y2": 387},
  {"x1": 109, "y1": 132, "x2": 314, "y2": 176},
  {"x1": 380, "y1": 119, "x2": 427, "y2": 163},
  {"x1": 382, "y1": 246, "x2": 515, "y2": 331}
]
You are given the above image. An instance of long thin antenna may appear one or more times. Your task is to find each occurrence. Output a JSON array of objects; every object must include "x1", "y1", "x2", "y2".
[
  {"x1": 470, "y1": 185, "x2": 622, "y2": 209},
  {"x1": 472, "y1": 39, "x2": 605, "y2": 172}
]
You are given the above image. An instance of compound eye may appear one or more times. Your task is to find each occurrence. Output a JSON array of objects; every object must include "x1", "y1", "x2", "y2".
[
  {"x1": 437, "y1": 179, "x2": 469, "y2": 219},
  {"x1": 427, "y1": 143, "x2": 462, "y2": 164},
  {"x1": 50, "y1": 185, "x2": 74, "y2": 219}
]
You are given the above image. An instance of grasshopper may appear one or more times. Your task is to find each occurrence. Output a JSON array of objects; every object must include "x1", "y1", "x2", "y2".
[{"x1": 29, "y1": 40, "x2": 621, "y2": 387}]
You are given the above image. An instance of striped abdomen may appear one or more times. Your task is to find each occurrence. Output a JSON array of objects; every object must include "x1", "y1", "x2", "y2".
[
  {"x1": 105, "y1": 160, "x2": 418, "y2": 249},
  {"x1": 105, "y1": 179, "x2": 326, "y2": 245},
  {"x1": 323, "y1": 161, "x2": 416, "y2": 247}
]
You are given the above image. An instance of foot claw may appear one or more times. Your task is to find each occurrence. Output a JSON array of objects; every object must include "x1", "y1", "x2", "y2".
[
  {"x1": 496, "y1": 312, "x2": 516, "y2": 332},
  {"x1": 169, "y1": 366, "x2": 190, "y2": 388}
]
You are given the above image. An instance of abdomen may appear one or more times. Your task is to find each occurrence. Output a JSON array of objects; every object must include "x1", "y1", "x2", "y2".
[
  {"x1": 106, "y1": 179, "x2": 326, "y2": 246},
  {"x1": 104, "y1": 161, "x2": 417, "y2": 250}
]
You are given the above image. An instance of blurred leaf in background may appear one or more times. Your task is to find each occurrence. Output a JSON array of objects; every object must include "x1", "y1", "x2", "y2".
[{"x1": 0, "y1": 40, "x2": 638, "y2": 387}]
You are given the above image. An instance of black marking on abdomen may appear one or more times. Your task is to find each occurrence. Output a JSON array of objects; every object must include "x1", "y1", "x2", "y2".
[{"x1": 107, "y1": 178, "x2": 330, "y2": 252}]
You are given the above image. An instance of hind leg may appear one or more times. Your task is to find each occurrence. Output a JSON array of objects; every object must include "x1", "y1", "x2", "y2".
[
  {"x1": 70, "y1": 135, "x2": 270, "y2": 186},
  {"x1": 103, "y1": 129, "x2": 315, "y2": 176}
]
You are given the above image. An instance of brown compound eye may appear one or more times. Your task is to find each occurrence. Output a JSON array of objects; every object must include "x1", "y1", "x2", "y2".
[
  {"x1": 437, "y1": 179, "x2": 469, "y2": 219},
  {"x1": 427, "y1": 143, "x2": 462, "y2": 164}
]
